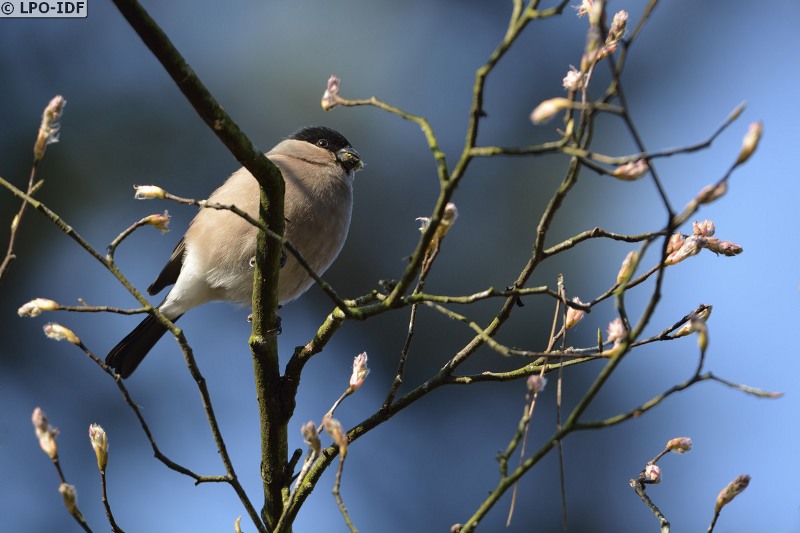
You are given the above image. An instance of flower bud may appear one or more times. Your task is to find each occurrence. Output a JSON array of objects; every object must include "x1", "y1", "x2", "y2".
[
  {"x1": 606, "y1": 317, "x2": 626, "y2": 346},
  {"x1": 616, "y1": 251, "x2": 638, "y2": 286},
  {"x1": 34, "y1": 95, "x2": 66, "y2": 161},
  {"x1": 692, "y1": 219, "x2": 715, "y2": 237},
  {"x1": 301, "y1": 421, "x2": 321, "y2": 455},
  {"x1": 562, "y1": 67, "x2": 584, "y2": 91},
  {"x1": 736, "y1": 121, "x2": 763, "y2": 165},
  {"x1": 526, "y1": 374, "x2": 547, "y2": 393},
  {"x1": 89, "y1": 424, "x2": 108, "y2": 472},
  {"x1": 18, "y1": 298, "x2": 59, "y2": 317},
  {"x1": 565, "y1": 297, "x2": 586, "y2": 330},
  {"x1": 32, "y1": 407, "x2": 59, "y2": 460},
  {"x1": 715, "y1": 474, "x2": 751, "y2": 514},
  {"x1": 612, "y1": 159, "x2": 649, "y2": 181},
  {"x1": 666, "y1": 436, "x2": 692, "y2": 453},
  {"x1": 321, "y1": 75, "x2": 341, "y2": 111},
  {"x1": 143, "y1": 211, "x2": 170, "y2": 233},
  {"x1": 43, "y1": 323, "x2": 80, "y2": 345},
  {"x1": 322, "y1": 414, "x2": 348, "y2": 458},
  {"x1": 606, "y1": 10, "x2": 629, "y2": 48},
  {"x1": 59, "y1": 483, "x2": 79, "y2": 517},
  {"x1": 644, "y1": 464, "x2": 661, "y2": 484},
  {"x1": 697, "y1": 182, "x2": 728, "y2": 205},
  {"x1": 674, "y1": 306, "x2": 712, "y2": 338},
  {"x1": 530, "y1": 97, "x2": 571, "y2": 124},
  {"x1": 133, "y1": 185, "x2": 166, "y2": 200},
  {"x1": 705, "y1": 238, "x2": 743, "y2": 257},
  {"x1": 348, "y1": 352, "x2": 370, "y2": 392},
  {"x1": 666, "y1": 233, "x2": 685, "y2": 255}
]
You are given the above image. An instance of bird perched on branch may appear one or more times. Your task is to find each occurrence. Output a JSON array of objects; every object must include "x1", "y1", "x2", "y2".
[{"x1": 106, "y1": 126, "x2": 363, "y2": 378}]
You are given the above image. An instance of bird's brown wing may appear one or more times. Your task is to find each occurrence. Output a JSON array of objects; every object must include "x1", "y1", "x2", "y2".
[{"x1": 147, "y1": 237, "x2": 185, "y2": 295}]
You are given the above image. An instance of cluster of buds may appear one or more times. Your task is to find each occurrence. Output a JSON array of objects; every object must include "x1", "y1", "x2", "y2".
[
  {"x1": 32, "y1": 407, "x2": 59, "y2": 461},
  {"x1": 42, "y1": 322, "x2": 81, "y2": 345},
  {"x1": 565, "y1": 297, "x2": 586, "y2": 330},
  {"x1": 89, "y1": 424, "x2": 108, "y2": 472},
  {"x1": 34, "y1": 95, "x2": 66, "y2": 162},
  {"x1": 18, "y1": 297, "x2": 58, "y2": 317},
  {"x1": 665, "y1": 220, "x2": 743, "y2": 266},
  {"x1": 321, "y1": 75, "x2": 341, "y2": 111},
  {"x1": 715, "y1": 474, "x2": 751, "y2": 514}
]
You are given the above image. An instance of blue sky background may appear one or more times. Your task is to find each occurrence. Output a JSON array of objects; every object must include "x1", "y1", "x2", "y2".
[{"x1": 1, "y1": 1, "x2": 798, "y2": 532}]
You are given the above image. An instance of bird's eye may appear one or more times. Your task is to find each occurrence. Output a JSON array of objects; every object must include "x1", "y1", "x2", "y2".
[{"x1": 317, "y1": 139, "x2": 329, "y2": 148}]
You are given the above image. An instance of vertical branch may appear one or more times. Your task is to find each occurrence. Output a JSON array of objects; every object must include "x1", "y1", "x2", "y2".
[{"x1": 110, "y1": 0, "x2": 286, "y2": 528}]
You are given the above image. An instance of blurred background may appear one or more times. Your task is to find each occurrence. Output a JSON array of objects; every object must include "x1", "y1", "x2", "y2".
[{"x1": 1, "y1": 1, "x2": 798, "y2": 531}]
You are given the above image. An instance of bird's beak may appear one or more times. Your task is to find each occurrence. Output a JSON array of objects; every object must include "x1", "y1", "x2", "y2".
[{"x1": 336, "y1": 146, "x2": 364, "y2": 172}]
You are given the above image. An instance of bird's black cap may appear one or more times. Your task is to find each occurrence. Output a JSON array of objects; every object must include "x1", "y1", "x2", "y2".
[{"x1": 289, "y1": 126, "x2": 353, "y2": 153}]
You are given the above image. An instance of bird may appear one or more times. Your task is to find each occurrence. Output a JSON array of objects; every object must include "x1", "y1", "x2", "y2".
[{"x1": 106, "y1": 126, "x2": 363, "y2": 378}]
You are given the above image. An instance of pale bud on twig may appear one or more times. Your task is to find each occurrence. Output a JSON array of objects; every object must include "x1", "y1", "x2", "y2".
[
  {"x1": 43, "y1": 322, "x2": 81, "y2": 345},
  {"x1": 526, "y1": 374, "x2": 547, "y2": 393},
  {"x1": 616, "y1": 251, "x2": 638, "y2": 286},
  {"x1": 322, "y1": 414, "x2": 348, "y2": 458},
  {"x1": 530, "y1": 97, "x2": 571, "y2": 124},
  {"x1": 697, "y1": 182, "x2": 728, "y2": 205},
  {"x1": 348, "y1": 352, "x2": 370, "y2": 393},
  {"x1": 692, "y1": 219, "x2": 715, "y2": 237},
  {"x1": 606, "y1": 10, "x2": 628, "y2": 48},
  {"x1": 565, "y1": 297, "x2": 585, "y2": 330},
  {"x1": 59, "y1": 483, "x2": 79, "y2": 518},
  {"x1": 133, "y1": 185, "x2": 166, "y2": 200},
  {"x1": 674, "y1": 306, "x2": 712, "y2": 337},
  {"x1": 715, "y1": 474, "x2": 751, "y2": 514},
  {"x1": 562, "y1": 66, "x2": 584, "y2": 91},
  {"x1": 18, "y1": 298, "x2": 58, "y2": 317},
  {"x1": 736, "y1": 121, "x2": 763, "y2": 165},
  {"x1": 143, "y1": 211, "x2": 171, "y2": 233},
  {"x1": 34, "y1": 95, "x2": 66, "y2": 161},
  {"x1": 664, "y1": 235, "x2": 706, "y2": 265},
  {"x1": 644, "y1": 464, "x2": 661, "y2": 484},
  {"x1": 704, "y1": 238, "x2": 743, "y2": 257},
  {"x1": 301, "y1": 421, "x2": 321, "y2": 455},
  {"x1": 666, "y1": 436, "x2": 693, "y2": 453},
  {"x1": 612, "y1": 159, "x2": 649, "y2": 181},
  {"x1": 32, "y1": 407, "x2": 59, "y2": 460},
  {"x1": 321, "y1": 75, "x2": 341, "y2": 111},
  {"x1": 89, "y1": 424, "x2": 108, "y2": 472},
  {"x1": 234, "y1": 516, "x2": 242, "y2": 533}
]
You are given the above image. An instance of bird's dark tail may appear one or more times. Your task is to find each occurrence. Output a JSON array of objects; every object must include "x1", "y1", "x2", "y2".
[{"x1": 106, "y1": 314, "x2": 180, "y2": 378}]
